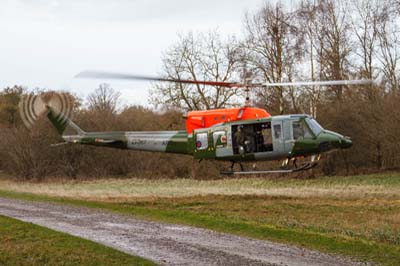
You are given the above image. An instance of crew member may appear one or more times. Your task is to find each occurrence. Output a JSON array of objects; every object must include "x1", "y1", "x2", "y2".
[{"x1": 234, "y1": 125, "x2": 246, "y2": 153}]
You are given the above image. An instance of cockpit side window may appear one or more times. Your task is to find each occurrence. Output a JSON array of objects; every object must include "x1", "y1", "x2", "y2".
[{"x1": 292, "y1": 120, "x2": 313, "y2": 140}]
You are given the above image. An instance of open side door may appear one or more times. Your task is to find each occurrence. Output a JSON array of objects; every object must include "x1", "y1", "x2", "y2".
[{"x1": 272, "y1": 120, "x2": 285, "y2": 156}]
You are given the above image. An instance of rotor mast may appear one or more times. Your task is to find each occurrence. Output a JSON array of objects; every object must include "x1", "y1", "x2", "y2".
[{"x1": 242, "y1": 65, "x2": 253, "y2": 107}]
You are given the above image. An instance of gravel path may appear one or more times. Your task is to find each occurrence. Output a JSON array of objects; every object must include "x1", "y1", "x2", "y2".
[{"x1": 0, "y1": 197, "x2": 365, "y2": 266}]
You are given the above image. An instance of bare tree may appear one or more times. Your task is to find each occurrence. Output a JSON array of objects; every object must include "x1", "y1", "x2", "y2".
[
  {"x1": 87, "y1": 83, "x2": 121, "y2": 115},
  {"x1": 376, "y1": 2, "x2": 400, "y2": 92},
  {"x1": 297, "y1": 0, "x2": 325, "y2": 117},
  {"x1": 317, "y1": 0, "x2": 352, "y2": 101},
  {"x1": 350, "y1": 0, "x2": 381, "y2": 80},
  {"x1": 150, "y1": 30, "x2": 241, "y2": 111},
  {"x1": 85, "y1": 84, "x2": 121, "y2": 131},
  {"x1": 243, "y1": 2, "x2": 303, "y2": 114}
]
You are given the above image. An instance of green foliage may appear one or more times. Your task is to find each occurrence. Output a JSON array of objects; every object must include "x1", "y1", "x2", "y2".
[
  {"x1": 0, "y1": 215, "x2": 155, "y2": 266},
  {"x1": 0, "y1": 86, "x2": 23, "y2": 126}
]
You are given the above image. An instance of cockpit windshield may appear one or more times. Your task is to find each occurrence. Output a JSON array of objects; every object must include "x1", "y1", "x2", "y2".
[{"x1": 305, "y1": 117, "x2": 323, "y2": 136}]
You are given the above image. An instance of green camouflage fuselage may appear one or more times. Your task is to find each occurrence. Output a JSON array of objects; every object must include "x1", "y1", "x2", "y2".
[{"x1": 48, "y1": 107, "x2": 352, "y2": 162}]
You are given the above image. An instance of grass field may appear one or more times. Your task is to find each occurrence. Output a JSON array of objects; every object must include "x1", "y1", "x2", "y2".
[
  {"x1": 1, "y1": 172, "x2": 399, "y2": 199},
  {"x1": 1, "y1": 172, "x2": 400, "y2": 265},
  {"x1": 0, "y1": 215, "x2": 155, "y2": 266}
]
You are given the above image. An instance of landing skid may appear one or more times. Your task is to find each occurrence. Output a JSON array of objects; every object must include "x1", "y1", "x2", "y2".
[{"x1": 220, "y1": 156, "x2": 319, "y2": 175}]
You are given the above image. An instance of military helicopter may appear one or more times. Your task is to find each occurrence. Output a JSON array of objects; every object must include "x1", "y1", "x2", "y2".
[{"x1": 22, "y1": 71, "x2": 369, "y2": 175}]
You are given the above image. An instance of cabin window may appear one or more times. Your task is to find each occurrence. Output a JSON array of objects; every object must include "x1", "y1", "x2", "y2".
[
  {"x1": 273, "y1": 124, "x2": 282, "y2": 139},
  {"x1": 196, "y1": 133, "x2": 208, "y2": 150},
  {"x1": 213, "y1": 131, "x2": 227, "y2": 148}
]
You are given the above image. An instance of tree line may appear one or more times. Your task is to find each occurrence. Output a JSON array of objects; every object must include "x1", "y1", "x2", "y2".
[
  {"x1": 0, "y1": 85, "x2": 206, "y2": 179},
  {"x1": 0, "y1": 0, "x2": 399, "y2": 180}
]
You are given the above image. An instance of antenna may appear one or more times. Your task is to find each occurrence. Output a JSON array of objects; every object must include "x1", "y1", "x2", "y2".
[{"x1": 240, "y1": 61, "x2": 253, "y2": 106}]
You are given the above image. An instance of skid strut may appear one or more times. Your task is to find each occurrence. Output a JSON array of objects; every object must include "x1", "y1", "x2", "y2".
[
  {"x1": 221, "y1": 155, "x2": 320, "y2": 175},
  {"x1": 229, "y1": 161, "x2": 244, "y2": 172}
]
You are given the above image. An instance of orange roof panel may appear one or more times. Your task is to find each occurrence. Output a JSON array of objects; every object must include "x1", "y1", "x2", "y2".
[{"x1": 185, "y1": 107, "x2": 270, "y2": 133}]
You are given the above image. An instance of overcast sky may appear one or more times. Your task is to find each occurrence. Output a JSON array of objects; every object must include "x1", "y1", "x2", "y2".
[{"x1": 0, "y1": 0, "x2": 271, "y2": 107}]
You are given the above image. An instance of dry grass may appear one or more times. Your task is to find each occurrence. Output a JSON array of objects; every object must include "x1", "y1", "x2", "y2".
[{"x1": 0, "y1": 173, "x2": 399, "y2": 200}]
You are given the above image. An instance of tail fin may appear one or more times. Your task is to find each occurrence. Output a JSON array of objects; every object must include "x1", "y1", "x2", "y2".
[{"x1": 47, "y1": 106, "x2": 85, "y2": 136}]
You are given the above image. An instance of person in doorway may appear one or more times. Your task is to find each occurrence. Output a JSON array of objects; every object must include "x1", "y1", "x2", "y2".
[
  {"x1": 234, "y1": 125, "x2": 246, "y2": 153},
  {"x1": 261, "y1": 127, "x2": 273, "y2": 151}
]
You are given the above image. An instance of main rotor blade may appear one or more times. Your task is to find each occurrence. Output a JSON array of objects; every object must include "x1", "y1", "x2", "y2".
[
  {"x1": 76, "y1": 70, "x2": 242, "y2": 88},
  {"x1": 261, "y1": 79, "x2": 373, "y2": 87},
  {"x1": 76, "y1": 70, "x2": 373, "y2": 88}
]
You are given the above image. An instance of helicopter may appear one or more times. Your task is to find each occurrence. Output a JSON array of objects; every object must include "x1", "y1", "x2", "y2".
[{"x1": 23, "y1": 71, "x2": 370, "y2": 175}]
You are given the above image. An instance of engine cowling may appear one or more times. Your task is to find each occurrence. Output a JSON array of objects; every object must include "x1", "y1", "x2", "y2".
[{"x1": 184, "y1": 107, "x2": 270, "y2": 133}]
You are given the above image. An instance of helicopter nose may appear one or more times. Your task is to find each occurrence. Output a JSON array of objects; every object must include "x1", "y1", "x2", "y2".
[
  {"x1": 320, "y1": 130, "x2": 352, "y2": 151},
  {"x1": 340, "y1": 136, "x2": 352, "y2": 149}
]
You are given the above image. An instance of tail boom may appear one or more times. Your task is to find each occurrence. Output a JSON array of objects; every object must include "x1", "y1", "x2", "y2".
[
  {"x1": 47, "y1": 106, "x2": 189, "y2": 155},
  {"x1": 64, "y1": 131, "x2": 189, "y2": 154}
]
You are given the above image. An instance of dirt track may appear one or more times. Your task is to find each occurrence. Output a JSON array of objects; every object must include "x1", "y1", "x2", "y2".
[{"x1": 0, "y1": 197, "x2": 366, "y2": 266}]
